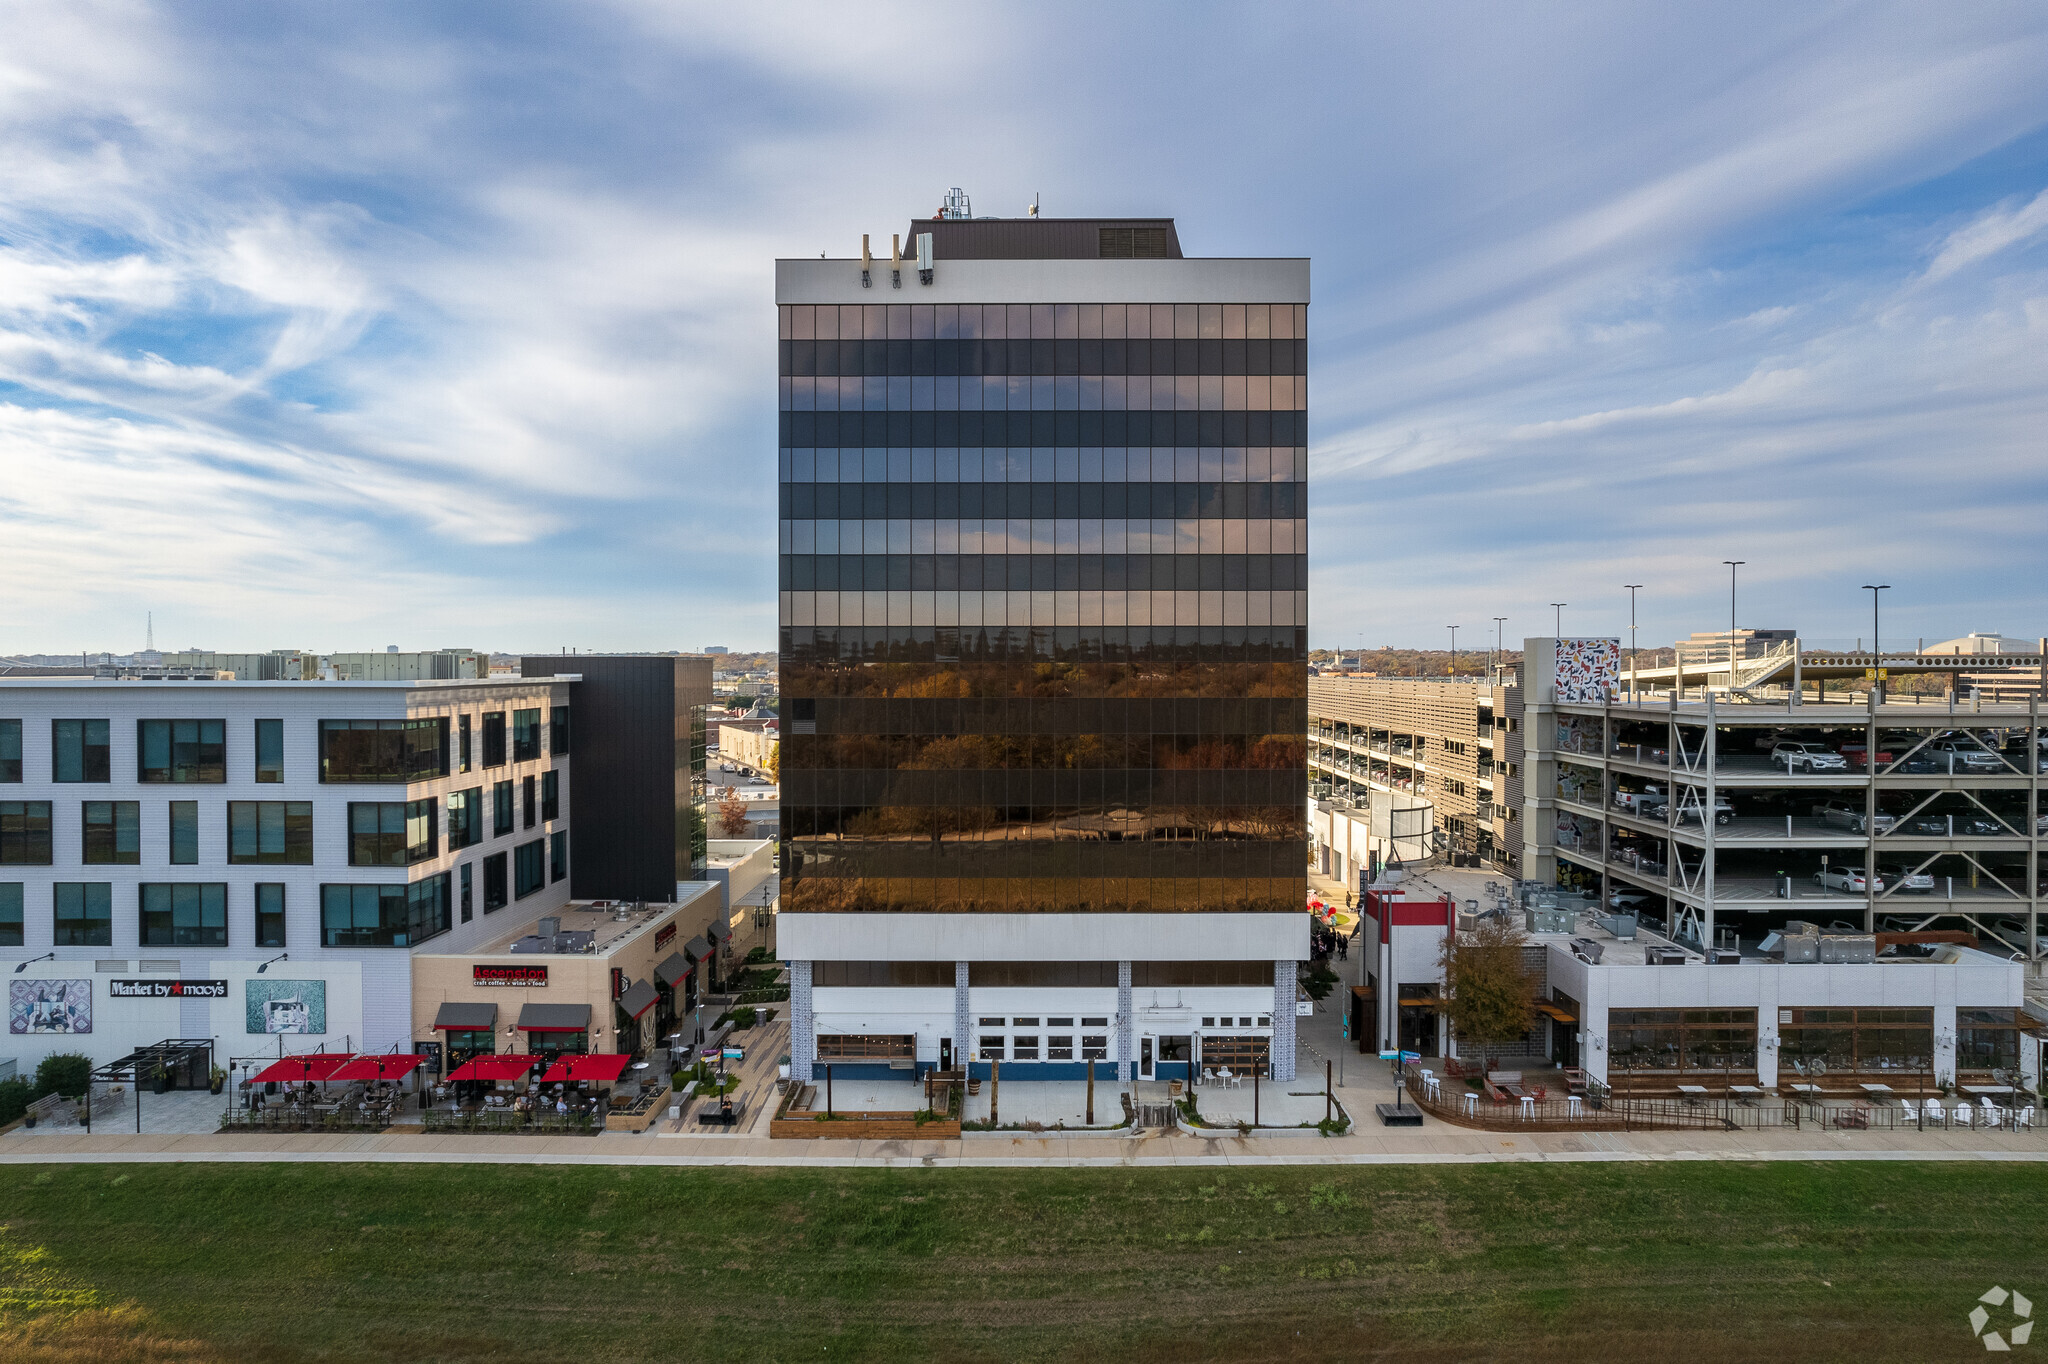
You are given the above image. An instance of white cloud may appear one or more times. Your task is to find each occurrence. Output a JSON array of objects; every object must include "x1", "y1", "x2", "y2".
[{"x1": 1922, "y1": 184, "x2": 2048, "y2": 282}]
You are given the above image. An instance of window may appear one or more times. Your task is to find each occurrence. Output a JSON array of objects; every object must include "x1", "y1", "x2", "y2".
[
  {"x1": 0, "y1": 883, "x2": 21, "y2": 946},
  {"x1": 549, "y1": 830, "x2": 568, "y2": 883},
  {"x1": 349, "y1": 800, "x2": 436, "y2": 865},
  {"x1": 522, "y1": 776, "x2": 536, "y2": 829},
  {"x1": 1131, "y1": 961, "x2": 1276, "y2": 987},
  {"x1": 53, "y1": 720, "x2": 110, "y2": 782},
  {"x1": 0, "y1": 720, "x2": 20, "y2": 782},
  {"x1": 458, "y1": 714, "x2": 473, "y2": 773},
  {"x1": 54, "y1": 883, "x2": 112, "y2": 946},
  {"x1": 1010, "y1": 1035, "x2": 1040, "y2": 1061},
  {"x1": 1047, "y1": 1035, "x2": 1074, "y2": 1061},
  {"x1": 1010, "y1": 1017, "x2": 1040, "y2": 1028},
  {"x1": 483, "y1": 851, "x2": 508, "y2": 911},
  {"x1": 493, "y1": 781, "x2": 514, "y2": 837},
  {"x1": 813, "y1": 1034, "x2": 913, "y2": 1059},
  {"x1": 1958, "y1": 1008, "x2": 2022, "y2": 1073},
  {"x1": 318, "y1": 718, "x2": 448, "y2": 783},
  {"x1": 447, "y1": 787, "x2": 483, "y2": 849},
  {"x1": 141, "y1": 883, "x2": 227, "y2": 947},
  {"x1": 138, "y1": 719, "x2": 226, "y2": 783},
  {"x1": 1082, "y1": 1016, "x2": 1109, "y2": 1028},
  {"x1": 256, "y1": 883, "x2": 286, "y2": 947},
  {"x1": 0, "y1": 802, "x2": 53, "y2": 865},
  {"x1": 512, "y1": 708, "x2": 542, "y2": 762},
  {"x1": 514, "y1": 838, "x2": 546, "y2": 899},
  {"x1": 319, "y1": 875, "x2": 449, "y2": 948},
  {"x1": 1609, "y1": 1008, "x2": 1759, "y2": 1075},
  {"x1": 541, "y1": 769, "x2": 560, "y2": 821},
  {"x1": 967, "y1": 961, "x2": 1119, "y2": 987},
  {"x1": 550, "y1": 706, "x2": 571, "y2": 756},
  {"x1": 83, "y1": 801, "x2": 140, "y2": 864},
  {"x1": 480, "y1": 712, "x2": 506, "y2": 768},
  {"x1": 978, "y1": 1035, "x2": 1004, "y2": 1061},
  {"x1": 254, "y1": 719, "x2": 284, "y2": 783},
  {"x1": 1081, "y1": 1035, "x2": 1109, "y2": 1061},
  {"x1": 812, "y1": 961, "x2": 953, "y2": 987},
  {"x1": 168, "y1": 802, "x2": 198, "y2": 865},
  {"x1": 459, "y1": 863, "x2": 473, "y2": 923},
  {"x1": 228, "y1": 802, "x2": 313, "y2": 864}
]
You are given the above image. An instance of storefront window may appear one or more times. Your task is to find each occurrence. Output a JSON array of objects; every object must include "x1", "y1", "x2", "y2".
[
  {"x1": 1779, "y1": 1008, "x2": 1932, "y2": 1076},
  {"x1": 1608, "y1": 1008, "x2": 1757, "y2": 1076},
  {"x1": 444, "y1": 1028, "x2": 494, "y2": 1070},
  {"x1": 527, "y1": 1030, "x2": 588, "y2": 1060},
  {"x1": 1957, "y1": 1009, "x2": 2022, "y2": 1073}
]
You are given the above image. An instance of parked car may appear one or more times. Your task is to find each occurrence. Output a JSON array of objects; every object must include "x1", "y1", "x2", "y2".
[
  {"x1": 1894, "y1": 812, "x2": 1949, "y2": 836},
  {"x1": 1876, "y1": 863, "x2": 1936, "y2": 894},
  {"x1": 748, "y1": 776, "x2": 771, "y2": 786},
  {"x1": 1773, "y1": 742, "x2": 1849, "y2": 773},
  {"x1": 1811, "y1": 799, "x2": 1896, "y2": 834},
  {"x1": 1814, "y1": 866, "x2": 1883, "y2": 893},
  {"x1": 1668, "y1": 793, "x2": 1735, "y2": 826},
  {"x1": 1612, "y1": 786, "x2": 1668, "y2": 819},
  {"x1": 1947, "y1": 812, "x2": 2006, "y2": 836},
  {"x1": 1836, "y1": 740, "x2": 1895, "y2": 769},
  {"x1": 1927, "y1": 738, "x2": 2006, "y2": 772}
]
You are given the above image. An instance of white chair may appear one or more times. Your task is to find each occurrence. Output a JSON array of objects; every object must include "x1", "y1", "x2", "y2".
[
  {"x1": 1200, "y1": 1068, "x2": 1216, "y2": 1089},
  {"x1": 1953, "y1": 1102, "x2": 1974, "y2": 1129},
  {"x1": 1923, "y1": 1100, "x2": 1945, "y2": 1127},
  {"x1": 1567, "y1": 1094, "x2": 1583, "y2": 1118},
  {"x1": 1897, "y1": 1098, "x2": 1918, "y2": 1120},
  {"x1": 1463, "y1": 1091, "x2": 1478, "y2": 1118},
  {"x1": 2016, "y1": 1106, "x2": 2035, "y2": 1130},
  {"x1": 1518, "y1": 1094, "x2": 1536, "y2": 1119}
]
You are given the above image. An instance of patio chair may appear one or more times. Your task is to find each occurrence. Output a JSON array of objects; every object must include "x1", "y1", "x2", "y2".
[
  {"x1": 1953, "y1": 1102, "x2": 1974, "y2": 1129},
  {"x1": 1897, "y1": 1098, "x2": 1918, "y2": 1120},
  {"x1": 1982, "y1": 1101, "x2": 2005, "y2": 1130},
  {"x1": 1201, "y1": 1068, "x2": 1216, "y2": 1088},
  {"x1": 1922, "y1": 1100, "x2": 1944, "y2": 1126},
  {"x1": 2015, "y1": 1105, "x2": 2035, "y2": 1130}
]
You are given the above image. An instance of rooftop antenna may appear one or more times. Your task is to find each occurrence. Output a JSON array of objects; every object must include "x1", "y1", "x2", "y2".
[
  {"x1": 146, "y1": 612, "x2": 153, "y2": 653},
  {"x1": 939, "y1": 187, "x2": 971, "y2": 220},
  {"x1": 1027, "y1": 192, "x2": 1039, "y2": 218}
]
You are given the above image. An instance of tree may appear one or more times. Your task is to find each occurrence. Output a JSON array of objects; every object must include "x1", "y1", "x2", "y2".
[
  {"x1": 765, "y1": 741, "x2": 780, "y2": 784},
  {"x1": 1437, "y1": 916, "x2": 1538, "y2": 1074},
  {"x1": 715, "y1": 788, "x2": 752, "y2": 839}
]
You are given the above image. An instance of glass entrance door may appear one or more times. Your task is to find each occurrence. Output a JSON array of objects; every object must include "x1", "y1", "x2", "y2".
[{"x1": 1139, "y1": 1036, "x2": 1155, "y2": 1080}]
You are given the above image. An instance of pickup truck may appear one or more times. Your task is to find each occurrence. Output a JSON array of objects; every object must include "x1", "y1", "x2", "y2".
[
  {"x1": 1612, "y1": 786, "x2": 1669, "y2": 819},
  {"x1": 1772, "y1": 742, "x2": 1849, "y2": 774},
  {"x1": 1811, "y1": 799, "x2": 1897, "y2": 835},
  {"x1": 1927, "y1": 738, "x2": 2006, "y2": 772},
  {"x1": 1836, "y1": 741, "x2": 1895, "y2": 769}
]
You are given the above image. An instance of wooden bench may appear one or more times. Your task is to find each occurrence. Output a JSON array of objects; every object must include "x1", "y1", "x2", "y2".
[{"x1": 1484, "y1": 1071, "x2": 1523, "y2": 1104}]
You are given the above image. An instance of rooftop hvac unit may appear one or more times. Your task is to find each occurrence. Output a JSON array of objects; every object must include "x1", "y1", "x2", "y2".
[
  {"x1": 538, "y1": 916, "x2": 560, "y2": 939},
  {"x1": 1596, "y1": 913, "x2": 1638, "y2": 940},
  {"x1": 1644, "y1": 946, "x2": 1687, "y2": 966},
  {"x1": 1818, "y1": 934, "x2": 1876, "y2": 964},
  {"x1": 1525, "y1": 906, "x2": 1574, "y2": 934},
  {"x1": 1569, "y1": 937, "x2": 1605, "y2": 965},
  {"x1": 1706, "y1": 948, "x2": 1740, "y2": 965}
]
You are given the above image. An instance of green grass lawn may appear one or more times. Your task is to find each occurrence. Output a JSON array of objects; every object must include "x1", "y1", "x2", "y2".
[{"x1": 0, "y1": 1160, "x2": 2038, "y2": 1362}]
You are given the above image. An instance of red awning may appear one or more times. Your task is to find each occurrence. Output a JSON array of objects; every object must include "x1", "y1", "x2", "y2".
[
  {"x1": 250, "y1": 1053, "x2": 355, "y2": 1084},
  {"x1": 540, "y1": 1052, "x2": 634, "y2": 1085},
  {"x1": 446, "y1": 1055, "x2": 538, "y2": 1083},
  {"x1": 330, "y1": 1054, "x2": 427, "y2": 1083}
]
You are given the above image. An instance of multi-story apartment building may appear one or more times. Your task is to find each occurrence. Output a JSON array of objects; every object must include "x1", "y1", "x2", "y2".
[
  {"x1": 1309, "y1": 675, "x2": 1524, "y2": 879},
  {"x1": 776, "y1": 207, "x2": 1310, "y2": 1084},
  {"x1": 2, "y1": 675, "x2": 571, "y2": 1071}
]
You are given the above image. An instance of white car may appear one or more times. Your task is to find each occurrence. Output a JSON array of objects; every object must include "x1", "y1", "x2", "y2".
[
  {"x1": 1876, "y1": 863, "x2": 1935, "y2": 894},
  {"x1": 1814, "y1": 866, "x2": 1883, "y2": 894},
  {"x1": 748, "y1": 776, "x2": 770, "y2": 786},
  {"x1": 1772, "y1": 742, "x2": 1848, "y2": 774}
]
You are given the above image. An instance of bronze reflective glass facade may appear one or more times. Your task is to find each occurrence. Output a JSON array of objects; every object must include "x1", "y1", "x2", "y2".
[{"x1": 778, "y1": 299, "x2": 1308, "y2": 914}]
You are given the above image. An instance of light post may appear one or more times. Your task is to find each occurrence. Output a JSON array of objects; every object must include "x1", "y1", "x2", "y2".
[
  {"x1": 1723, "y1": 561, "x2": 1744, "y2": 671},
  {"x1": 1493, "y1": 616, "x2": 1507, "y2": 681},
  {"x1": 1861, "y1": 584, "x2": 1889, "y2": 661},
  {"x1": 1550, "y1": 603, "x2": 1566, "y2": 636},
  {"x1": 1623, "y1": 585, "x2": 1643, "y2": 699},
  {"x1": 1446, "y1": 625, "x2": 1458, "y2": 678}
]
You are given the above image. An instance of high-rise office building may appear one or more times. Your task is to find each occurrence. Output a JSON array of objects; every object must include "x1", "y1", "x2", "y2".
[{"x1": 776, "y1": 208, "x2": 1309, "y2": 1085}]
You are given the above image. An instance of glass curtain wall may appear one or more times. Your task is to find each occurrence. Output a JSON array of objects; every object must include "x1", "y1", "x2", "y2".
[{"x1": 778, "y1": 300, "x2": 1308, "y2": 915}]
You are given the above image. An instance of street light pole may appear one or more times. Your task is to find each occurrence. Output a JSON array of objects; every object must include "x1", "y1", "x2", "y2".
[
  {"x1": 1623, "y1": 585, "x2": 1643, "y2": 699},
  {"x1": 1446, "y1": 625, "x2": 1458, "y2": 678},
  {"x1": 1862, "y1": 584, "x2": 1890, "y2": 698},
  {"x1": 1723, "y1": 561, "x2": 1745, "y2": 672},
  {"x1": 1550, "y1": 603, "x2": 1566, "y2": 636}
]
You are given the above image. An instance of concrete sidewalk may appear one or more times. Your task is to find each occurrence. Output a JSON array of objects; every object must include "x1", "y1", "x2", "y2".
[{"x1": 3, "y1": 1118, "x2": 2045, "y2": 1168}]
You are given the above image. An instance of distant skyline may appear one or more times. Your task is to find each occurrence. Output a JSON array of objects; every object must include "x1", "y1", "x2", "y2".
[{"x1": 2, "y1": 4, "x2": 2045, "y2": 654}]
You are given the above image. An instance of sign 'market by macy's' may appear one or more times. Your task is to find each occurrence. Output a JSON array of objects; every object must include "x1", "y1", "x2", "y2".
[
  {"x1": 109, "y1": 980, "x2": 228, "y2": 999},
  {"x1": 473, "y1": 964, "x2": 548, "y2": 987}
]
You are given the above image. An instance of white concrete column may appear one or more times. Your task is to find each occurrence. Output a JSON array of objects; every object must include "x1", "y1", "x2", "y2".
[{"x1": 1934, "y1": 1002, "x2": 1958, "y2": 1087}]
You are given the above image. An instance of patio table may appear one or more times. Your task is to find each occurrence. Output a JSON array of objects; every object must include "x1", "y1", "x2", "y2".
[
  {"x1": 1858, "y1": 1083, "x2": 1895, "y2": 1101},
  {"x1": 1964, "y1": 1084, "x2": 2016, "y2": 1097},
  {"x1": 1729, "y1": 1085, "x2": 1765, "y2": 1105}
]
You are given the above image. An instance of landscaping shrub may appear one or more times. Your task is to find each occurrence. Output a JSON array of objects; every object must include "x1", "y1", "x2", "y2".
[
  {"x1": 0, "y1": 1076, "x2": 31, "y2": 1126},
  {"x1": 34, "y1": 1052, "x2": 93, "y2": 1100}
]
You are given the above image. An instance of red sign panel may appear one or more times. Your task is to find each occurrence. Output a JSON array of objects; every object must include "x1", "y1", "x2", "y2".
[
  {"x1": 473, "y1": 964, "x2": 548, "y2": 987},
  {"x1": 653, "y1": 922, "x2": 676, "y2": 953}
]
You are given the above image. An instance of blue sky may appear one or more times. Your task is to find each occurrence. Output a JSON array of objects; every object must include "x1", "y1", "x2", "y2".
[{"x1": 1, "y1": 3, "x2": 2044, "y2": 655}]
